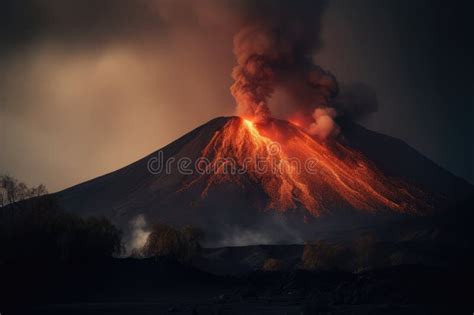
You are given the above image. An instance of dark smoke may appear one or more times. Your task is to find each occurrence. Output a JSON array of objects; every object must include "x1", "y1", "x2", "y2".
[
  {"x1": 230, "y1": 0, "x2": 344, "y2": 139},
  {"x1": 1, "y1": 0, "x2": 347, "y2": 139},
  {"x1": 333, "y1": 83, "x2": 379, "y2": 121},
  {"x1": 0, "y1": 0, "x2": 164, "y2": 52},
  {"x1": 229, "y1": 1, "x2": 381, "y2": 140},
  {"x1": 0, "y1": 0, "x2": 384, "y2": 193}
]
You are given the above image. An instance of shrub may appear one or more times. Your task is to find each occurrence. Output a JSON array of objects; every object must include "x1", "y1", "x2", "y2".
[
  {"x1": 262, "y1": 258, "x2": 282, "y2": 271},
  {"x1": 354, "y1": 234, "x2": 379, "y2": 271},
  {"x1": 142, "y1": 223, "x2": 203, "y2": 264},
  {"x1": 180, "y1": 224, "x2": 204, "y2": 262},
  {"x1": 302, "y1": 241, "x2": 319, "y2": 270},
  {"x1": 302, "y1": 240, "x2": 353, "y2": 271}
]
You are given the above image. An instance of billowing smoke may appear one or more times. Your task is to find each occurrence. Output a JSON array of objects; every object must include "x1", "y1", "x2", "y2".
[
  {"x1": 1, "y1": 0, "x2": 382, "y2": 191},
  {"x1": 230, "y1": 26, "x2": 274, "y2": 123},
  {"x1": 230, "y1": 0, "x2": 340, "y2": 138},
  {"x1": 308, "y1": 107, "x2": 340, "y2": 140},
  {"x1": 332, "y1": 83, "x2": 379, "y2": 121}
]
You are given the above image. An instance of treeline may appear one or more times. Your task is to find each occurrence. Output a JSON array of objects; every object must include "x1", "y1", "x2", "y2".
[
  {"x1": 0, "y1": 175, "x2": 206, "y2": 265},
  {"x1": 262, "y1": 236, "x2": 389, "y2": 273},
  {"x1": 0, "y1": 175, "x2": 122, "y2": 264},
  {"x1": 0, "y1": 195, "x2": 122, "y2": 264},
  {"x1": 0, "y1": 175, "x2": 47, "y2": 207},
  {"x1": 138, "y1": 224, "x2": 204, "y2": 264},
  {"x1": 301, "y1": 236, "x2": 381, "y2": 272},
  {"x1": 1, "y1": 175, "x2": 411, "y2": 271}
]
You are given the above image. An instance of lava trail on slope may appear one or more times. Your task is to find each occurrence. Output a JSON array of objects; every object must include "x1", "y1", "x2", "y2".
[{"x1": 181, "y1": 117, "x2": 425, "y2": 217}]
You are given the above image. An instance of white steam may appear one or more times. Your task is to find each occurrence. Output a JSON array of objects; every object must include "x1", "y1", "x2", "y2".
[
  {"x1": 123, "y1": 214, "x2": 150, "y2": 256},
  {"x1": 212, "y1": 214, "x2": 303, "y2": 247},
  {"x1": 308, "y1": 107, "x2": 340, "y2": 140}
]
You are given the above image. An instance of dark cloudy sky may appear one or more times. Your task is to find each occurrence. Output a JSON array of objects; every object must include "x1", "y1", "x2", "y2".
[{"x1": 1, "y1": 0, "x2": 473, "y2": 191}]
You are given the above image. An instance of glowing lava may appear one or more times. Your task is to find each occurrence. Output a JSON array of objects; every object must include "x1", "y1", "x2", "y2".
[{"x1": 186, "y1": 117, "x2": 422, "y2": 217}]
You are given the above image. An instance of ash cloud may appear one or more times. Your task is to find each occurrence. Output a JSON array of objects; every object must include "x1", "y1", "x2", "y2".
[
  {"x1": 0, "y1": 0, "x2": 242, "y2": 190},
  {"x1": 333, "y1": 83, "x2": 379, "y2": 121},
  {"x1": 0, "y1": 0, "x2": 381, "y2": 191},
  {"x1": 229, "y1": 1, "x2": 379, "y2": 139},
  {"x1": 230, "y1": 1, "x2": 336, "y2": 127}
]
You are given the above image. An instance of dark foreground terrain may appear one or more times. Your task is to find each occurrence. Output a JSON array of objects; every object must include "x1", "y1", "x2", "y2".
[{"x1": 2, "y1": 253, "x2": 473, "y2": 315}]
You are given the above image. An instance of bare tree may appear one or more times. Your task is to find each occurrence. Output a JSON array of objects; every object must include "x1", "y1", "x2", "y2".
[
  {"x1": 0, "y1": 175, "x2": 48, "y2": 206},
  {"x1": 142, "y1": 223, "x2": 204, "y2": 264},
  {"x1": 0, "y1": 175, "x2": 19, "y2": 205},
  {"x1": 0, "y1": 192, "x2": 5, "y2": 208}
]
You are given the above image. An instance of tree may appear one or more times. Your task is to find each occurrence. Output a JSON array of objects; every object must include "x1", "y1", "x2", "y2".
[
  {"x1": 0, "y1": 175, "x2": 19, "y2": 205},
  {"x1": 181, "y1": 225, "x2": 204, "y2": 244},
  {"x1": 74, "y1": 216, "x2": 123, "y2": 260},
  {"x1": 142, "y1": 223, "x2": 182, "y2": 258},
  {"x1": 180, "y1": 225, "x2": 204, "y2": 262},
  {"x1": 0, "y1": 194, "x2": 122, "y2": 263},
  {"x1": 354, "y1": 234, "x2": 376, "y2": 271},
  {"x1": 142, "y1": 223, "x2": 204, "y2": 264},
  {"x1": 0, "y1": 175, "x2": 48, "y2": 206},
  {"x1": 302, "y1": 240, "x2": 353, "y2": 271}
]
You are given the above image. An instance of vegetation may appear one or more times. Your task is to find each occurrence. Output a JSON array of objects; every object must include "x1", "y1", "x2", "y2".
[
  {"x1": 0, "y1": 175, "x2": 122, "y2": 264},
  {"x1": 142, "y1": 223, "x2": 204, "y2": 264},
  {"x1": 354, "y1": 233, "x2": 381, "y2": 271},
  {"x1": 262, "y1": 258, "x2": 283, "y2": 271},
  {"x1": 0, "y1": 174, "x2": 47, "y2": 207},
  {"x1": 302, "y1": 240, "x2": 353, "y2": 271},
  {"x1": 300, "y1": 235, "x2": 388, "y2": 272}
]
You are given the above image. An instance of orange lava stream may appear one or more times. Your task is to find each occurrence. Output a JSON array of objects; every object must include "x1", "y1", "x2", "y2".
[{"x1": 192, "y1": 117, "x2": 421, "y2": 217}]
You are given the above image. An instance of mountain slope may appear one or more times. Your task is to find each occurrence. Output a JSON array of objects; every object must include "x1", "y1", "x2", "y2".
[
  {"x1": 55, "y1": 116, "x2": 472, "y2": 245},
  {"x1": 338, "y1": 118, "x2": 472, "y2": 207}
]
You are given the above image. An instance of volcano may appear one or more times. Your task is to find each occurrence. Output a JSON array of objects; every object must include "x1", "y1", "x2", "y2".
[{"x1": 55, "y1": 117, "x2": 472, "y2": 245}]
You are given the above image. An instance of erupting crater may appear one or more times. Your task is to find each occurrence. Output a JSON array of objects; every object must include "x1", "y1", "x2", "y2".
[{"x1": 182, "y1": 117, "x2": 423, "y2": 217}]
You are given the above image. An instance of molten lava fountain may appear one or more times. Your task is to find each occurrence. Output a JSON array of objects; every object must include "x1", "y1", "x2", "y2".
[{"x1": 184, "y1": 117, "x2": 422, "y2": 217}]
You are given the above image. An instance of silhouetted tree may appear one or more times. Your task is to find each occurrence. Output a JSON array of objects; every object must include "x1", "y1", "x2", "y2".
[
  {"x1": 142, "y1": 223, "x2": 204, "y2": 264},
  {"x1": 180, "y1": 224, "x2": 204, "y2": 262},
  {"x1": 142, "y1": 223, "x2": 182, "y2": 258},
  {"x1": 0, "y1": 189, "x2": 122, "y2": 264},
  {"x1": 354, "y1": 233, "x2": 380, "y2": 271},
  {"x1": 0, "y1": 174, "x2": 48, "y2": 206}
]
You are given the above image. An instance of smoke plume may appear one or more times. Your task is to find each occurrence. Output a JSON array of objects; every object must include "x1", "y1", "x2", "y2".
[
  {"x1": 332, "y1": 83, "x2": 379, "y2": 121},
  {"x1": 1, "y1": 0, "x2": 386, "y2": 191},
  {"x1": 230, "y1": 0, "x2": 340, "y2": 138},
  {"x1": 308, "y1": 107, "x2": 340, "y2": 140}
]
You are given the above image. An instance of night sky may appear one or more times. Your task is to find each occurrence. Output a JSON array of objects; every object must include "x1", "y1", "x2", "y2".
[{"x1": 1, "y1": 0, "x2": 472, "y2": 191}]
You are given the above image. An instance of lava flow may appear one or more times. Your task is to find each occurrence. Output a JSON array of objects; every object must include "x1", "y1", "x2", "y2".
[{"x1": 185, "y1": 117, "x2": 422, "y2": 217}]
